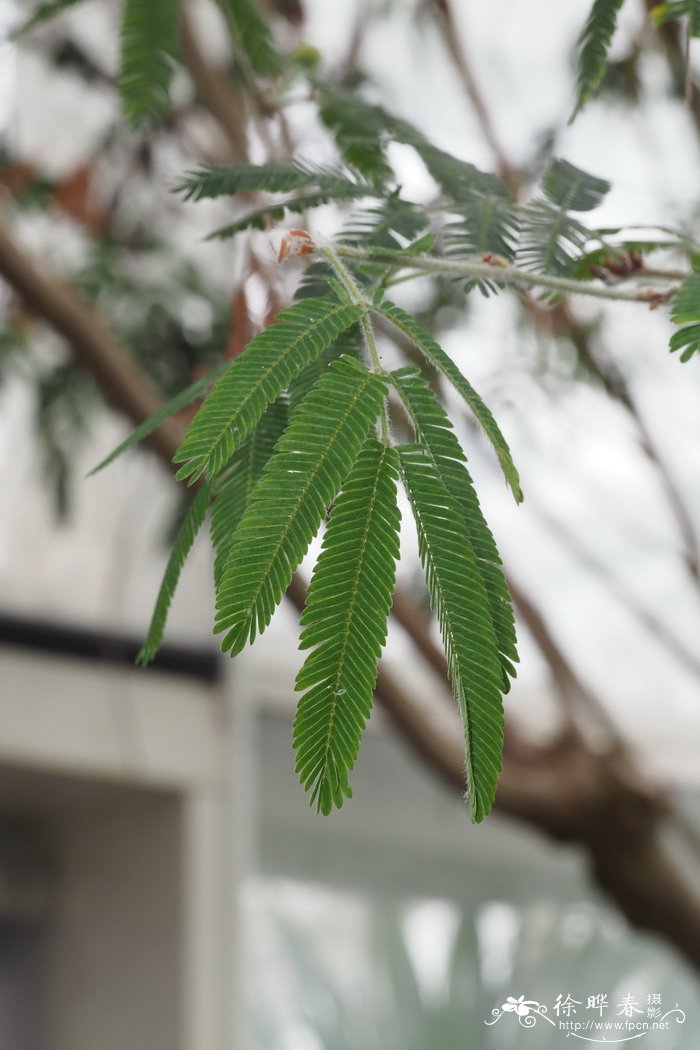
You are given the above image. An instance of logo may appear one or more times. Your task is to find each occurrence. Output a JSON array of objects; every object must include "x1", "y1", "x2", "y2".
[{"x1": 484, "y1": 992, "x2": 686, "y2": 1043}]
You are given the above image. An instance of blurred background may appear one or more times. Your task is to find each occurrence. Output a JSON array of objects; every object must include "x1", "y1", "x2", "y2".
[{"x1": 1, "y1": 0, "x2": 700, "y2": 1047}]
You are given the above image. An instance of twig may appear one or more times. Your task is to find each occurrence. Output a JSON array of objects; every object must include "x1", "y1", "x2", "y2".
[
  {"x1": 427, "y1": 0, "x2": 518, "y2": 193},
  {"x1": 179, "y1": 4, "x2": 249, "y2": 161},
  {"x1": 0, "y1": 217, "x2": 183, "y2": 465},
  {"x1": 331, "y1": 243, "x2": 680, "y2": 304}
]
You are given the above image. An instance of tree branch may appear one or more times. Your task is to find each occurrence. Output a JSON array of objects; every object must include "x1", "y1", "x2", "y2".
[
  {"x1": 179, "y1": 4, "x2": 249, "y2": 161},
  {"x1": 0, "y1": 218, "x2": 183, "y2": 466},
  {"x1": 426, "y1": 0, "x2": 519, "y2": 193}
]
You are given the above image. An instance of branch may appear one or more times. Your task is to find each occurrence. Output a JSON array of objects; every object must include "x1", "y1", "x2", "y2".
[
  {"x1": 0, "y1": 218, "x2": 183, "y2": 466},
  {"x1": 332, "y1": 244, "x2": 680, "y2": 304},
  {"x1": 427, "y1": 0, "x2": 519, "y2": 193},
  {"x1": 179, "y1": 4, "x2": 249, "y2": 161}
]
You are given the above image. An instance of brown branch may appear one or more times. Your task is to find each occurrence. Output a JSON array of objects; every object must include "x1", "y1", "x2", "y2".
[
  {"x1": 567, "y1": 308, "x2": 700, "y2": 586},
  {"x1": 427, "y1": 0, "x2": 518, "y2": 193},
  {"x1": 506, "y1": 575, "x2": 625, "y2": 739},
  {"x1": 0, "y1": 219, "x2": 183, "y2": 466},
  {"x1": 179, "y1": 5, "x2": 249, "y2": 161},
  {"x1": 390, "y1": 588, "x2": 448, "y2": 681}
]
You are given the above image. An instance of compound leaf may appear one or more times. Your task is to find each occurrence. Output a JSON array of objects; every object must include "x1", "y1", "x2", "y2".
[
  {"x1": 399, "y1": 444, "x2": 506, "y2": 822},
  {"x1": 670, "y1": 273, "x2": 700, "y2": 361},
  {"x1": 137, "y1": 481, "x2": 212, "y2": 665},
  {"x1": 174, "y1": 298, "x2": 363, "y2": 484},
  {"x1": 373, "y1": 298, "x2": 522, "y2": 502},
  {"x1": 294, "y1": 440, "x2": 401, "y2": 814},
  {"x1": 88, "y1": 359, "x2": 232, "y2": 477},
  {"x1": 215, "y1": 0, "x2": 280, "y2": 75},
  {"x1": 572, "y1": 0, "x2": 627, "y2": 119},
  {"x1": 119, "y1": 0, "x2": 180, "y2": 126},
  {"x1": 210, "y1": 398, "x2": 288, "y2": 586},
  {"x1": 214, "y1": 356, "x2": 388, "y2": 655},
  {"x1": 392, "y1": 367, "x2": 518, "y2": 689}
]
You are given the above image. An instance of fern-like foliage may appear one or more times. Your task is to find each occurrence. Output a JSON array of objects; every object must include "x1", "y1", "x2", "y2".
[
  {"x1": 392, "y1": 368, "x2": 517, "y2": 689},
  {"x1": 541, "y1": 159, "x2": 611, "y2": 212},
  {"x1": 294, "y1": 440, "x2": 401, "y2": 814},
  {"x1": 178, "y1": 160, "x2": 380, "y2": 242},
  {"x1": 137, "y1": 482, "x2": 211, "y2": 665},
  {"x1": 288, "y1": 327, "x2": 361, "y2": 414},
  {"x1": 572, "y1": 0, "x2": 626, "y2": 119},
  {"x1": 445, "y1": 189, "x2": 520, "y2": 294},
  {"x1": 372, "y1": 298, "x2": 523, "y2": 502},
  {"x1": 318, "y1": 85, "x2": 511, "y2": 205},
  {"x1": 519, "y1": 158, "x2": 610, "y2": 275},
  {"x1": 518, "y1": 201, "x2": 590, "y2": 276},
  {"x1": 174, "y1": 298, "x2": 362, "y2": 483},
  {"x1": 398, "y1": 444, "x2": 505, "y2": 822},
  {"x1": 289, "y1": 197, "x2": 429, "y2": 301},
  {"x1": 214, "y1": 356, "x2": 388, "y2": 655},
  {"x1": 176, "y1": 161, "x2": 365, "y2": 202},
  {"x1": 215, "y1": 0, "x2": 281, "y2": 76},
  {"x1": 77, "y1": 3, "x2": 700, "y2": 828},
  {"x1": 207, "y1": 189, "x2": 373, "y2": 241},
  {"x1": 319, "y1": 89, "x2": 395, "y2": 183},
  {"x1": 88, "y1": 359, "x2": 233, "y2": 476},
  {"x1": 342, "y1": 194, "x2": 429, "y2": 252},
  {"x1": 446, "y1": 195, "x2": 519, "y2": 262},
  {"x1": 119, "y1": 0, "x2": 180, "y2": 126},
  {"x1": 669, "y1": 273, "x2": 700, "y2": 361},
  {"x1": 210, "y1": 398, "x2": 288, "y2": 585},
  {"x1": 651, "y1": 1, "x2": 700, "y2": 35}
]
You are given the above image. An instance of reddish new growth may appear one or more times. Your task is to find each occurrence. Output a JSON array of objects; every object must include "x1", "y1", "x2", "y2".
[{"x1": 278, "y1": 229, "x2": 317, "y2": 262}]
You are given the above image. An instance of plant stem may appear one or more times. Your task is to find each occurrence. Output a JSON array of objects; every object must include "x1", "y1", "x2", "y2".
[
  {"x1": 332, "y1": 244, "x2": 681, "y2": 304},
  {"x1": 321, "y1": 245, "x2": 392, "y2": 442}
]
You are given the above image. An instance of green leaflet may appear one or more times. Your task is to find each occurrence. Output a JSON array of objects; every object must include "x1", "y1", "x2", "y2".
[
  {"x1": 137, "y1": 481, "x2": 212, "y2": 665},
  {"x1": 651, "y1": 0, "x2": 700, "y2": 35},
  {"x1": 318, "y1": 85, "x2": 510, "y2": 202},
  {"x1": 119, "y1": 0, "x2": 180, "y2": 126},
  {"x1": 519, "y1": 160, "x2": 610, "y2": 276},
  {"x1": 88, "y1": 358, "x2": 233, "y2": 476},
  {"x1": 188, "y1": 163, "x2": 374, "y2": 240},
  {"x1": 398, "y1": 444, "x2": 505, "y2": 823},
  {"x1": 214, "y1": 356, "x2": 388, "y2": 655},
  {"x1": 176, "y1": 161, "x2": 366, "y2": 202},
  {"x1": 669, "y1": 273, "x2": 700, "y2": 361},
  {"x1": 342, "y1": 195, "x2": 429, "y2": 252},
  {"x1": 210, "y1": 398, "x2": 288, "y2": 586},
  {"x1": 294, "y1": 440, "x2": 401, "y2": 814},
  {"x1": 288, "y1": 326, "x2": 361, "y2": 415},
  {"x1": 206, "y1": 188, "x2": 372, "y2": 242},
  {"x1": 318, "y1": 89, "x2": 394, "y2": 183},
  {"x1": 392, "y1": 367, "x2": 518, "y2": 689},
  {"x1": 372, "y1": 298, "x2": 523, "y2": 502},
  {"x1": 445, "y1": 193, "x2": 520, "y2": 295},
  {"x1": 173, "y1": 298, "x2": 363, "y2": 484},
  {"x1": 215, "y1": 0, "x2": 281, "y2": 75},
  {"x1": 518, "y1": 201, "x2": 590, "y2": 277},
  {"x1": 571, "y1": 0, "x2": 626, "y2": 119},
  {"x1": 541, "y1": 159, "x2": 611, "y2": 213}
]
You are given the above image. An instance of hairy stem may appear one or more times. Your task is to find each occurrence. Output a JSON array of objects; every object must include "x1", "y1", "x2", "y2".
[
  {"x1": 332, "y1": 244, "x2": 680, "y2": 304},
  {"x1": 322, "y1": 245, "x2": 391, "y2": 440}
]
